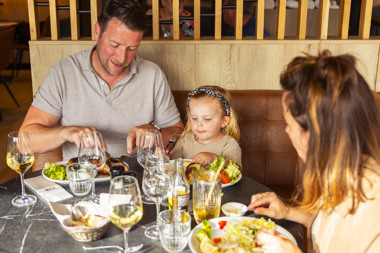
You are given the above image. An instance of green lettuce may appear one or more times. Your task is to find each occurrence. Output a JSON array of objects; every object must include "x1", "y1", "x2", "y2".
[
  {"x1": 43, "y1": 162, "x2": 67, "y2": 180},
  {"x1": 208, "y1": 157, "x2": 242, "y2": 184}
]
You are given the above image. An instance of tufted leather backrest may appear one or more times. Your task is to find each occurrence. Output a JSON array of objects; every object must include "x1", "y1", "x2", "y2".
[{"x1": 172, "y1": 90, "x2": 299, "y2": 187}]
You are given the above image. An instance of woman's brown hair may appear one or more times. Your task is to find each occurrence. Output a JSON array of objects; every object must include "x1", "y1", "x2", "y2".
[{"x1": 281, "y1": 50, "x2": 380, "y2": 213}]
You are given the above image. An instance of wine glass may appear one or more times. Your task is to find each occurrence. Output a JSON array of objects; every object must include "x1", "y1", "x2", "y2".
[
  {"x1": 78, "y1": 131, "x2": 106, "y2": 203},
  {"x1": 136, "y1": 129, "x2": 161, "y2": 205},
  {"x1": 142, "y1": 135, "x2": 171, "y2": 239},
  {"x1": 6, "y1": 131, "x2": 37, "y2": 207},
  {"x1": 109, "y1": 175, "x2": 143, "y2": 252}
]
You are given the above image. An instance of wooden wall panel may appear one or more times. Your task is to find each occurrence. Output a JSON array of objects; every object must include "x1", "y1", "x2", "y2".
[
  {"x1": 30, "y1": 41, "x2": 380, "y2": 95},
  {"x1": 230, "y1": 43, "x2": 311, "y2": 90},
  {"x1": 164, "y1": 45, "x2": 196, "y2": 90},
  {"x1": 195, "y1": 45, "x2": 231, "y2": 88}
]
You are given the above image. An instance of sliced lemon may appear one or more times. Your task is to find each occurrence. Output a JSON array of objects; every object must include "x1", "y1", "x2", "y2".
[{"x1": 200, "y1": 238, "x2": 219, "y2": 253}]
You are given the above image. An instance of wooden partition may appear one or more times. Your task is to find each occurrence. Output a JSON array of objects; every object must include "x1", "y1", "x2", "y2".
[{"x1": 27, "y1": 0, "x2": 380, "y2": 94}]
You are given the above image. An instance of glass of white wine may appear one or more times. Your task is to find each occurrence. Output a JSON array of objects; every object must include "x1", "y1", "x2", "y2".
[
  {"x1": 109, "y1": 175, "x2": 143, "y2": 252},
  {"x1": 6, "y1": 131, "x2": 37, "y2": 207},
  {"x1": 78, "y1": 131, "x2": 106, "y2": 203}
]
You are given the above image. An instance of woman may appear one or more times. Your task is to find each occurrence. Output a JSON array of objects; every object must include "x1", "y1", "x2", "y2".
[{"x1": 248, "y1": 50, "x2": 380, "y2": 252}]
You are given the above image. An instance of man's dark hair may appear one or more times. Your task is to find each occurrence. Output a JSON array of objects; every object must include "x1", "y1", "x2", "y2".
[{"x1": 98, "y1": 0, "x2": 146, "y2": 34}]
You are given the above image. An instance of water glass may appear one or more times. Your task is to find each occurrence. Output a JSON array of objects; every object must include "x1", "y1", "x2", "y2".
[
  {"x1": 192, "y1": 170, "x2": 222, "y2": 224},
  {"x1": 158, "y1": 210, "x2": 191, "y2": 252},
  {"x1": 66, "y1": 163, "x2": 91, "y2": 196}
]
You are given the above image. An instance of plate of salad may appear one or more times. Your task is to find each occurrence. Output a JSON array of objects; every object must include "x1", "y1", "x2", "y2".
[
  {"x1": 183, "y1": 157, "x2": 242, "y2": 188},
  {"x1": 188, "y1": 217, "x2": 296, "y2": 253},
  {"x1": 42, "y1": 161, "x2": 109, "y2": 185},
  {"x1": 207, "y1": 157, "x2": 242, "y2": 188}
]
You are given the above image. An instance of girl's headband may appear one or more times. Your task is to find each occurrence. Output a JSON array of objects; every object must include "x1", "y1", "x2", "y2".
[{"x1": 187, "y1": 88, "x2": 231, "y2": 116}]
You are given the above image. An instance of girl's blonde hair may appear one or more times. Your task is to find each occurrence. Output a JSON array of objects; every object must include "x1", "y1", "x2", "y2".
[
  {"x1": 181, "y1": 85, "x2": 240, "y2": 141},
  {"x1": 281, "y1": 50, "x2": 380, "y2": 214}
]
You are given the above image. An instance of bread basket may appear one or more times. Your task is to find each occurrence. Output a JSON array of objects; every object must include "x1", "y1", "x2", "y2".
[
  {"x1": 62, "y1": 221, "x2": 111, "y2": 242},
  {"x1": 49, "y1": 201, "x2": 111, "y2": 242}
]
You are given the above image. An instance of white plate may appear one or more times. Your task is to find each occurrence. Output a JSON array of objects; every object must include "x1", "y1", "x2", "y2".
[
  {"x1": 188, "y1": 216, "x2": 297, "y2": 253},
  {"x1": 41, "y1": 161, "x2": 110, "y2": 185},
  {"x1": 221, "y1": 173, "x2": 242, "y2": 188},
  {"x1": 177, "y1": 159, "x2": 242, "y2": 188}
]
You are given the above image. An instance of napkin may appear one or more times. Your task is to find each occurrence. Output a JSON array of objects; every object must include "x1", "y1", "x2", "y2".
[
  {"x1": 49, "y1": 201, "x2": 109, "y2": 230},
  {"x1": 24, "y1": 176, "x2": 73, "y2": 203}
]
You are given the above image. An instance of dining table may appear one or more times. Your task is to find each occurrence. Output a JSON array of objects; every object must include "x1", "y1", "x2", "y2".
[{"x1": 0, "y1": 157, "x2": 304, "y2": 253}]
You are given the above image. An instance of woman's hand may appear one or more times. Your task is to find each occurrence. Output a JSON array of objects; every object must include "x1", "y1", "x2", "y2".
[
  {"x1": 257, "y1": 228, "x2": 302, "y2": 253},
  {"x1": 247, "y1": 192, "x2": 290, "y2": 220}
]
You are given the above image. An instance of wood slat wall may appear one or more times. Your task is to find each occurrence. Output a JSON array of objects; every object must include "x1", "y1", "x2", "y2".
[
  {"x1": 26, "y1": 0, "x2": 376, "y2": 42},
  {"x1": 27, "y1": 0, "x2": 380, "y2": 94}
]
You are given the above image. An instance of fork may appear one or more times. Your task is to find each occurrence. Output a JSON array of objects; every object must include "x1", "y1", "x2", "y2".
[
  {"x1": 164, "y1": 133, "x2": 180, "y2": 154},
  {"x1": 82, "y1": 245, "x2": 124, "y2": 252}
]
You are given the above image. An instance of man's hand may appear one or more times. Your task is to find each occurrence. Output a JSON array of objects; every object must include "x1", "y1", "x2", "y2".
[
  {"x1": 126, "y1": 124, "x2": 156, "y2": 154},
  {"x1": 62, "y1": 126, "x2": 97, "y2": 148},
  {"x1": 126, "y1": 121, "x2": 184, "y2": 154}
]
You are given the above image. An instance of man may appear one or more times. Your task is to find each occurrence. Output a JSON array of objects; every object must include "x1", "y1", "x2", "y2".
[{"x1": 20, "y1": 0, "x2": 184, "y2": 163}]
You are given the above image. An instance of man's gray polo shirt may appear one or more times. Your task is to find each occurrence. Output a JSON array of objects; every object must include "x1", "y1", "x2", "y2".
[{"x1": 33, "y1": 48, "x2": 181, "y2": 161}]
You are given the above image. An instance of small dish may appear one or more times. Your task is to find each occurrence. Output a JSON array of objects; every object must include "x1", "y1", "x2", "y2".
[{"x1": 222, "y1": 202, "x2": 248, "y2": 217}]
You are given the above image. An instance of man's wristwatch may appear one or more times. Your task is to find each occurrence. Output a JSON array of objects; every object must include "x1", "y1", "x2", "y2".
[{"x1": 150, "y1": 122, "x2": 161, "y2": 132}]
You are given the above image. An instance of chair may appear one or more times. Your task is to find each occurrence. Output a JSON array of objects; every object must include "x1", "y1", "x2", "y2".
[
  {"x1": 11, "y1": 22, "x2": 30, "y2": 80},
  {"x1": 0, "y1": 27, "x2": 19, "y2": 108}
]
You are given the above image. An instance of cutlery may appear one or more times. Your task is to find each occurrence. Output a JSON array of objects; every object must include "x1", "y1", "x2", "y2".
[
  {"x1": 82, "y1": 244, "x2": 143, "y2": 252},
  {"x1": 164, "y1": 133, "x2": 180, "y2": 153},
  {"x1": 82, "y1": 245, "x2": 124, "y2": 252}
]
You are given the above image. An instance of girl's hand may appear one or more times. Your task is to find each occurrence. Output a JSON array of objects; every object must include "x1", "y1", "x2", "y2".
[
  {"x1": 257, "y1": 228, "x2": 301, "y2": 253},
  {"x1": 247, "y1": 192, "x2": 290, "y2": 220},
  {"x1": 192, "y1": 152, "x2": 218, "y2": 166}
]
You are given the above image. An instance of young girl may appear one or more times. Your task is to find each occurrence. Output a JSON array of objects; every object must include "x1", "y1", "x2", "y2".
[{"x1": 170, "y1": 86, "x2": 242, "y2": 166}]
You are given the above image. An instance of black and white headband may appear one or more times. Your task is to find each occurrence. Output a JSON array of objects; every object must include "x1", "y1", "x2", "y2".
[{"x1": 187, "y1": 88, "x2": 231, "y2": 116}]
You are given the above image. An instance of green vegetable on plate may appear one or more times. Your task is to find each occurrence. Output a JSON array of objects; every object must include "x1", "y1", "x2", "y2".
[
  {"x1": 208, "y1": 157, "x2": 242, "y2": 184},
  {"x1": 43, "y1": 162, "x2": 67, "y2": 180}
]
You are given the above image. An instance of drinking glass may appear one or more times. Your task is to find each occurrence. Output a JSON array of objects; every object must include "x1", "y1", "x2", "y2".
[
  {"x1": 137, "y1": 129, "x2": 163, "y2": 205},
  {"x1": 142, "y1": 135, "x2": 170, "y2": 239},
  {"x1": 6, "y1": 131, "x2": 37, "y2": 207},
  {"x1": 158, "y1": 210, "x2": 191, "y2": 252},
  {"x1": 192, "y1": 170, "x2": 222, "y2": 224},
  {"x1": 109, "y1": 175, "x2": 143, "y2": 252},
  {"x1": 66, "y1": 163, "x2": 91, "y2": 197},
  {"x1": 78, "y1": 131, "x2": 106, "y2": 203}
]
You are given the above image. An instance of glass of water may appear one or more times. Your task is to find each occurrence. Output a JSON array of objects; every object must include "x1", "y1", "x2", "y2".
[
  {"x1": 66, "y1": 163, "x2": 91, "y2": 196},
  {"x1": 158, "y1": 210, "x2": 191, "y2": 252}
]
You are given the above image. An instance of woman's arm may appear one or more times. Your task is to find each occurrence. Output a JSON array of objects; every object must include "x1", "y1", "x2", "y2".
[{"x1": 248, "y1": 192, "x2": 314, "y2": 228}]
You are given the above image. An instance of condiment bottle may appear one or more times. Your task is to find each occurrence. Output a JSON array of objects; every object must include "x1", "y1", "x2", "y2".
[{"x1": 170, "y1": 158, "x2": 190, "y2": 212}]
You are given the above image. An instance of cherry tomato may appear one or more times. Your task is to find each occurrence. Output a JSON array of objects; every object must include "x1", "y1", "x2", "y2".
[
  {"x1": 213, "y1": 237, "x2": 222, "y2": 243},
  {"x1": 221, "y1": 170, "x2": 231, "y2": 184},
  {"x1": 218, "y1": 220, "x2": 227, "y2": 229}
]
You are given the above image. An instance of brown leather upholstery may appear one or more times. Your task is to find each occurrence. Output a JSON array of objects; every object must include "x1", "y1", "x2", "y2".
[{"x1": 172, "y1": 90, "x2": 299, "y2": 188}]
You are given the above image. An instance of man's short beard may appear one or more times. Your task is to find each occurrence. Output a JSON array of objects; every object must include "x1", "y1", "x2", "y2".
[{"x1": 96, "y1": 46, "x2": 128, "y2": 76}]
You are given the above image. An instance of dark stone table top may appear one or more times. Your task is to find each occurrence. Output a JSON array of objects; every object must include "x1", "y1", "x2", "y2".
[{"x1": 0, "y1": 157, "x2": 304, "y2": 252}]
